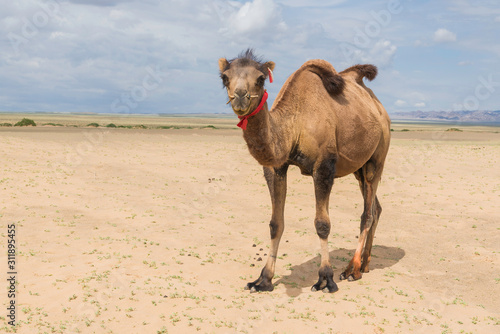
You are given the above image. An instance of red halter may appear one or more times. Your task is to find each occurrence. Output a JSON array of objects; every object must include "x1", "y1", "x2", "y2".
[{"x1": 236, "y1": 90, "x2": 268, "y2": 130}]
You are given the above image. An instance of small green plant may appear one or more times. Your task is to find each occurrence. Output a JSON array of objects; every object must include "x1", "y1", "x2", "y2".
[
  {"x1": 87, "y1": 123, "x2": 99, "y2": 127},
  {"x1": 203, "y1": 125, "x2": 217, "y2": 129},
  {"x1": 134, "y1": 124, "x2": 147, "y2": 129},
  {"x1": 446, "y1": 128, "x2": 463, "y2": 132},
  {"x1": 401, "y1": 129, "x2": 410, "y2": 132},
  {"x1": 14, "y1": 118, "x2": 36, "y2": 126},
  {"x1": 0, "y1": 122, "x2": 12, "y2": 127},
  {"x1": 106, "y1": 123, "x2": 117, "y2": 128},
  {"x1": 43, "y1": 123, "x2": 63, "y2": 126}
]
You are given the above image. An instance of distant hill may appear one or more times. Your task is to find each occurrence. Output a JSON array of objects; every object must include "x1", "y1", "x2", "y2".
[{"x1": 390, "y1": 110, "x2": 500, "y2": 124}]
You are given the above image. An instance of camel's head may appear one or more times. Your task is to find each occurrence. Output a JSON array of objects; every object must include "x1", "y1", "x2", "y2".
[{"x1": 218, "y1": 49, "x2": 275, "y2": 116}]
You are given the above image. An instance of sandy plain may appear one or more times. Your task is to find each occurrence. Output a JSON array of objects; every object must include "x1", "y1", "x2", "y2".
[{"x1": 0, "y1": 114, "x2": 499, "y2": 333}]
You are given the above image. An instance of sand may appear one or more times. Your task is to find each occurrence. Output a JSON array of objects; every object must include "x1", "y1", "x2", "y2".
[{"x1": 0, "y1": 119, "x2": 499, "y2": 333}]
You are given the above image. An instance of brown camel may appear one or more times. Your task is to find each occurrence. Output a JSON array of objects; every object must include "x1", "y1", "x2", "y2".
[{"x1": 218, "y1": 49, "x2": 391, "y2": 293}]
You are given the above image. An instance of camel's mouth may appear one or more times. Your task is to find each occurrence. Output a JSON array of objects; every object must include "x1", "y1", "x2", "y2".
[
  {"x1": 232, "y1": 106, "x2": 251, "y2": 116},
  {"x1": 230, "y1": 99, "x2": 252, "y2": 116}
]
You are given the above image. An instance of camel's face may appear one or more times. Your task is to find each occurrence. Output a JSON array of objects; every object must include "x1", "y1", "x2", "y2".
[{"x1": 219, "y1": 57, "x2": 275, "y2": 116}]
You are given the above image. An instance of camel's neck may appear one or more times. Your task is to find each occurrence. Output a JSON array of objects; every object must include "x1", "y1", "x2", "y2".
[{"x1": 242, "y1": 103, "x2": 293, "y2": 167}]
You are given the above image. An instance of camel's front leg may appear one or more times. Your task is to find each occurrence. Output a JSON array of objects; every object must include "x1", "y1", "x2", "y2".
[
  {"x1": 245, "y1": 165, "x2": 288, "y2": 292},
  {"x1": 311, "y1": 158, "x2": 339, "y2": 293}
]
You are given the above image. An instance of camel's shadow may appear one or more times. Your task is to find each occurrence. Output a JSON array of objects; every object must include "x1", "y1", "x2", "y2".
[{"x1": 274, "y1": 245, "x2": 405, "y2": 296}]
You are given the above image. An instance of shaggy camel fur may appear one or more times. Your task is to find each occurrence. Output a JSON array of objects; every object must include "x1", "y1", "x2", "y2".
[{"x1": 218, "y1": 49, "x2": 391, "y2": 293}]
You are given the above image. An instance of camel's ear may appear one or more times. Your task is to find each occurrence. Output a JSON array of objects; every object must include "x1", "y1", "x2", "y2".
[
  {"x1": 264, "y1": 61, "x2": 275, "y2": 72},
  {"x1": 218, "y1": 58, "x2": 229, "y2": 73}
]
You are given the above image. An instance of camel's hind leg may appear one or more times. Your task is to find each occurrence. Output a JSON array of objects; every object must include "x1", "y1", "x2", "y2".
[
  {"x1": 245, "y1": 164, "x2": 288, "y2": 292},
  {"x1": 340, "y1": 161, "x2": 382, "y2": 281},
  {"x1": 360, "y1": 196, "x2": 382, "y2": 273}
]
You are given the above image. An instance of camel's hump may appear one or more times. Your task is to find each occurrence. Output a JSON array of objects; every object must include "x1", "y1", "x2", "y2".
[
  {"x1": 300, "y1": 59, "x2": 339, "y2": 73},
  {"x1": 299, "y1": 59, "x2": 344, "y2": 96},
  {"x1": 340, "y1": 64, "x2": 378, "y2": 83}
]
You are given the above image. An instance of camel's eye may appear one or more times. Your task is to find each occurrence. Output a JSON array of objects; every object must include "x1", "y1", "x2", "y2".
[
  {"x1": 221, "y1": 74, "x2": 229, "y2": 87},
  {"x1": 256, "y1": 75, "x2": 265, "y2": 87}
]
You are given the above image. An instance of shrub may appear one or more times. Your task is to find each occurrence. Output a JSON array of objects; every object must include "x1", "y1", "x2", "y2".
[
  {"x1": 87, "y1": 123, "x2": 99, "y2": 127},
  {"x1": 14, "y1": 118, "x2": 36, "y2": 126},
  {"x1": 0, "y1": 123, "x2": 13, "y2": 127},
  {"x1": 106, "y1": 123, "x2": 117, "y2": 128},
  {"x1": 446, "y1": 128, "x2": 463, "y2": 132}
]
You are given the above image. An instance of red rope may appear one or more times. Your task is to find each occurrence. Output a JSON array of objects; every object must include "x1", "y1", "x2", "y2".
[{"x1": 237, "y1": 90, "x2": 268, "y2": 130}]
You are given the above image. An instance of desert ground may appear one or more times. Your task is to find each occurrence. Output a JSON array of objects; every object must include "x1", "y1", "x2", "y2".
[{"x1": 0, "y1": 114, "x2": 499, "y2": 333}]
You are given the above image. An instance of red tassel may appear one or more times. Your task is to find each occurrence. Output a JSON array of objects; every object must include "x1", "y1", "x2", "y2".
[{"x1": 237, "y1": 90, "x2": 268, "y2": 130}]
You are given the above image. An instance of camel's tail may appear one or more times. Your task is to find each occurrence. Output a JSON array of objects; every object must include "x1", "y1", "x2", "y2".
[{"x1": 339, "y1": 64, "x2": 378, "y2": 84}]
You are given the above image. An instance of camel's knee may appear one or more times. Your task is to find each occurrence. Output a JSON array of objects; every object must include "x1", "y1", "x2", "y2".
[
  {"x1": 360, "y1": 212, "x2": 375, "y2": 231},
  {"x1": 374, "y1": 198, "x2": 382, "y2": 218},
  {"x1": 315, "y1": 218, "x2": 331, "y2": 239},
  {"x1": 269, "y1": 220, "x2": 280, "y2": 239}
]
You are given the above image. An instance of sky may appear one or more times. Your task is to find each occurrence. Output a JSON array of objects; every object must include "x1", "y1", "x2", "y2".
[{"x1": 1, "y1": 0, "x2": 499, "y2": 114}]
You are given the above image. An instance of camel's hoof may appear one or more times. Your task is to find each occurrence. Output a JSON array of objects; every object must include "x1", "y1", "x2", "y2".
[
  {"x1": 339, "y1": 272, "x2": 348, "y2": 281},
  {"x1": 322, "y1": 284, "x2": 339, "y2": 293},
  {"x1": 343, "y1": 273, "x2": 361, "y2": 282},
  {"x1": 246, "y1": 282, "x2": 273, "y2": 293},
  {"x1": 311, "y1": 282, "x2": 338, "y2": 293}
]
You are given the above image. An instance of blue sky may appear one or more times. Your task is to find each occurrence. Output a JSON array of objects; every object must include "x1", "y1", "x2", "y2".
[{"x1": 1, "y1": 0, "x2": 499, "y2": 114}]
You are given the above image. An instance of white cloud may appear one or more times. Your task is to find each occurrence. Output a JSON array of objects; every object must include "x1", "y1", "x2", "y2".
[
  {"x1": 369, "y1": 40, "x2": 397, "y2": 66},
  {"x1": 340, "y1": 39, "x2": 397, "y2": 68},
  {"x1": 433, "y1": 28, "x2": 456, "y2": 43},
  {"x1": 1, "y1": 0, "x2": 500, "y2": 114},
  {"x1": 224, "y1": 0, "x2": 287, "y2": 37},
  {"x1": 276, "y1": 0, "x2": 347, "y2": 7}
]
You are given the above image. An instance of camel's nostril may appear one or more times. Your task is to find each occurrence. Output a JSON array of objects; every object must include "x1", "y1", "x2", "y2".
[{"x1": 234, "y1": 89, "x2": 248, "y2": 99}]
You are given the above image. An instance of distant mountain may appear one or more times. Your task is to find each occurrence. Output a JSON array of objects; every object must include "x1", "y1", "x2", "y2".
[{"x1": 389, "y1": 110, "x2": 500, "y2": 124}]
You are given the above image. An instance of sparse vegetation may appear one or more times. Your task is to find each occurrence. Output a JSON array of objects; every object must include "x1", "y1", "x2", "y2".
[
  {"x1": 446, "y1": 128, "x2": 463, "y2": 132},
  {"x1": 14, "y1": 118, "x2": 36, "y2": 126},
  {"x1": 43, "y1": 123, "x2": 63, "y2": 126},
  {"x1": 87, "y1": 122, "x2": 99, "y2": 127},
  {"x1": 106, "y1": 123, "x2": 117, "y2": 128},
  {"x1": 0, "y1": 122, "x2": 12, "y2": 127}
]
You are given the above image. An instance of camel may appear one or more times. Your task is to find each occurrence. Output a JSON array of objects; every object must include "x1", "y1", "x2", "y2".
[{"x1": 218, "y1": 49, "x2": 391, "y2": 293}]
